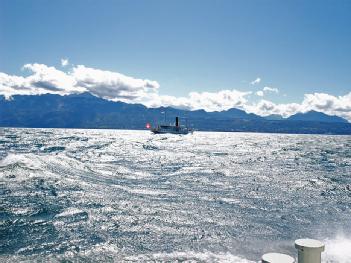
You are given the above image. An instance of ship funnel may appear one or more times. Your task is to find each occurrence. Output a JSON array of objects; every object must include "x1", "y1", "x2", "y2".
[{"x1": 176, "y1": 117, "x2": 179, "y2": 127}]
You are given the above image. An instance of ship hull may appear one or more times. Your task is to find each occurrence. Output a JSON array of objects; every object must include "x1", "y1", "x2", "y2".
[
  {"x1": 151, "y1": 129, "x2": 192, "y2": 135},
  {"x1": 150, "y1": 117, "x2": 193, "y2": 135}
]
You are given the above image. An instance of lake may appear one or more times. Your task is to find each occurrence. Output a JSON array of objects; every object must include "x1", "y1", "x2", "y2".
[{"x1": 1, "y1": 128, "x2": 350, "y2": 262}]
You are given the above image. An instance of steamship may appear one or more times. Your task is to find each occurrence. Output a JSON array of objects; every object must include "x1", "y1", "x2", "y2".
[{"x1": 150, "y1": 117, "x2": 193, "y2": 135}]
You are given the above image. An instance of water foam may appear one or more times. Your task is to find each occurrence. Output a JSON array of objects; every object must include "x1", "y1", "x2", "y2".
[
  {"x1": 125, "y1": 251, "x2": 255, "y2": 263},
  {"x1": 0, "y1": 153, "x2": 42, "y2": 170},
  {"x1": 55, "y1": 207, "x2": 86, "y2": 218},
  {"x1": 323, "y1": 236, "x2": 351, "y2": 263},
  {"x1": 2, "y1": 129, "x2": 351, "y2": 262}
]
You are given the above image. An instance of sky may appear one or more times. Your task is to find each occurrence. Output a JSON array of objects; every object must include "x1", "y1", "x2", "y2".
[{"x1": 0, "y1": 0, "x2": 350, "y2": 120}]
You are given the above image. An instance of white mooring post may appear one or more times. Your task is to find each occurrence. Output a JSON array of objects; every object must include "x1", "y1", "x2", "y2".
[
  {"x1": 261, "y1": 253, "x2": 295, "y2": 263},
  {"x1": 295, "y1": 239, "x2": 325, "y2": 263}
]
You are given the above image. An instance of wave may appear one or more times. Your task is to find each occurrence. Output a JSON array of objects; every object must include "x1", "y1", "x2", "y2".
[
  {"x1": 1, "y1": 129, "x2": 351, "y2": 262},
  {"x1": 125, "y1": 251, "x2": 255, "y2": 263},
  {"x1": 0, "y1": 153, "x2": 42, "y2": 171},
  {"x1": 41, "y1": 146, "x2": 66, "y2": 153}
]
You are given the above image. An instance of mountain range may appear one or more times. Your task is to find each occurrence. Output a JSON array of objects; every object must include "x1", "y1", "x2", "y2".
[{"x1": 0, "y1": 93, "x2": 350, "y2": 135}]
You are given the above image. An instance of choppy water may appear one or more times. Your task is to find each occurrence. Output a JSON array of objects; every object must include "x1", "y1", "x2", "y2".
[{"x1": 0, "y1": 128, "x2": 351, "y2": 262}]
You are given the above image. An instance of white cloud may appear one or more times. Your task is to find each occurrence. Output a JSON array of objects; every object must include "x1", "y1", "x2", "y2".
[
  {"x1": 0, "y1": 63, "x2": 83, "y2": 99},
  {"x1": 245, "y1": 100, "x2": 300, "y2": 118},
  {"x1": 250, "y1": 77, "x2": 261, "y2": 85},
  {"x1": 263, "y1": 86, "x2": 279, "y2": 93},
  {"x1": 256, "y1": 90, "x2": 264, "y2": 97},
  {"x1": 256, "y1": 86, "x2": 279, "y2": 97},
  {"x1": 0, "y1": 62, "x2": 350, "y2": 122},
  {"x1": 61, "y1": 58, "x2": 69, "y2": 67},
  {"x1": 72, "y1": 65, "x2": 160, "y2": 101},
  {"x1": 300, "y1": 92, "x2": 351, "y2": 120},
  {"x1": 0, "y1": 63, "x2": 251, "y2": 112},
  {"x1": 148, "y1": 89, "x2": 251, "y2": 112},
  {"x1": 245, "y1": 92, "x2": 351, "y2": 121},
  {"x1": 0, "y1": 63, "x2": 159, "y2": 103}
]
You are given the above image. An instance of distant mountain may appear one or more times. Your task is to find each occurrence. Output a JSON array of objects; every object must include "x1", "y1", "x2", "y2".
[
  {"x1": 208, "y1": 108, "x2": 263, "y2": 120},
  {"x1": 264, "y1": 114, "x2": 284, "y2": 121},
  {"x1": 0, "y1": 94, "x2": 350, "y2": 135},
  {"x1": 287, "y1": 110, "x2": 348, "y2": 123},
  {"x1": 0, "y1": 93, "x2": 261, "y2": 129}
]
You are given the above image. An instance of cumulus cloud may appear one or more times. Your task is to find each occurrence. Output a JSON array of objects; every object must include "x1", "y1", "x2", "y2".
[
  {"x1": 147, "y1": 90, "x2": 251, "y2": 112},
  {"x1": 245, "y1": 100, "x2": 300, "y2": 117},
  {"x1": 250, "y1": 77, "x2": 261, "y2": 85},
  {"x1": 245, "y1": 92, "x2": 351, "y2": 121},
  {"x1": 0, "y1": 63, "x2": 159, "y2": 103},
  {"x1": 0, "y1": 63, "x2": 83, "y2": 99},
  {"x1": 300, "y1": 92, "x2": 351, "y2": 120},
  {"x1": 0, "y1": 63, "x2": 250, "y2": 112},
  {"x1": 256, "y1": 90, "x2": 264, "y2": 97},
  {"x1": 61, "y1": 58, "x2": 69, "y2": 67},
  {"x1": 263, "y1": 86, "x2": 278, "y2": 93},
  {"x1": 0, "y1": 62, "x2": 350, "y2": 122},
  {"x1": 71, "y1": 65, "x2": 160, "y2": 101},
  {"x1": 256, "y1": 86, "x2": 279, "y2": 97}
]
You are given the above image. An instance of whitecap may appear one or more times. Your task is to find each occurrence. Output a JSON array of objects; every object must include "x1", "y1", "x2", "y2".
[
  {"x1": 323, "y1": 236, "x2": 351, "y2": 263},
  {"x1": 0, "y1": 153, "x2": 42, "y2": 170},
  {"x1": 125, "y1": 251, "x2": 255, "y2": 263},
  {"x1": 55, "y1": 208, "x2": 86, "y2": 218}
]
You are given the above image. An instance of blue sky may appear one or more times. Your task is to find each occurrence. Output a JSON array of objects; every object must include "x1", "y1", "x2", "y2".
[{"x1": 0, "y1": 0, "x2": 350, "y2": 119}]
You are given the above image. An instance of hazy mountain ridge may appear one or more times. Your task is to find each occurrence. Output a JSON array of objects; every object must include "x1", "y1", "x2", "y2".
[
  {"x1": 0, "y1": 93, "x2": 350, "y2": 134},
  {"x1": 286, "y1": 110, "x2": 348, "y2": 123}
]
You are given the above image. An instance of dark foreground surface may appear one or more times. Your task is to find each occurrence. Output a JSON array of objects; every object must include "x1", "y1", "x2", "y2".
[{"x1": 1, "y1": 128, "x2": 351, "y2": 262}]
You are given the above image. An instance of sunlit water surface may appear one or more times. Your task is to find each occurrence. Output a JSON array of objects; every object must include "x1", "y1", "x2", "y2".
[{"x1": 1, "y1": 128, "x2": 351, "y2": 262}]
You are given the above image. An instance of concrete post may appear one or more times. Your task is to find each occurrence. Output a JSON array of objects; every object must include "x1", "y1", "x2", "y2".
[
  {"x1": 262, "y1": 253, "x2": 295, "y2": 263},
  {"x1": 295, "y1": 239, "x2": 325, "y2": 263}
]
